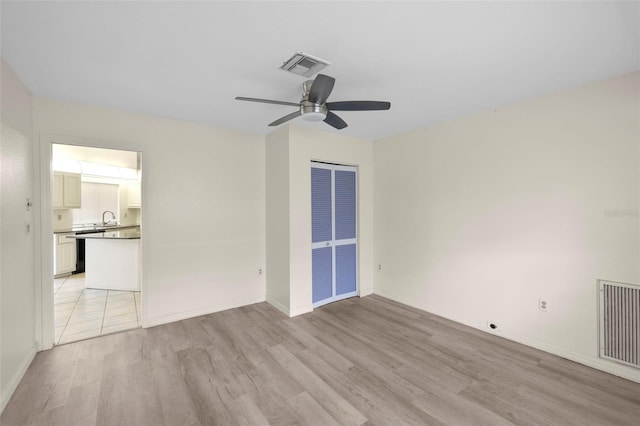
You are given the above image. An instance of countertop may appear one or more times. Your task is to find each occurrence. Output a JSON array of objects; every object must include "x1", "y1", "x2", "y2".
[
  {"x1": 54, "y1": 224, "x2": 140, "y2": 234},
  {"x1": 71, "y1": 228, "x2": 141, "y2": 240}
]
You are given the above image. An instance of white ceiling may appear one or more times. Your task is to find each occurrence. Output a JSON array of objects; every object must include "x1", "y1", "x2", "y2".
[{"x1": 2, "y1": 1, "x2": 639, "y2": 140}]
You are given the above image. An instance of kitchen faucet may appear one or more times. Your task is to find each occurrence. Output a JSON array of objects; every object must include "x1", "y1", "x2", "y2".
[{"x1": 102, "y1": 210, "x2": 116, "y2": 225}]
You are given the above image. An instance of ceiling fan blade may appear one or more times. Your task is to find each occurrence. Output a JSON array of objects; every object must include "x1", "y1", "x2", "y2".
[
  {"x1": 308, "y1": 74, "x2": 335, "y2": 104},
  {"x1": 268, "y1": 110, "x2": 302, "y2": 126},
  {"x1": 235, "y1": 97, "x2": 299, "y2": 107},
  {"x1": 326, "y1": 101, "x2": 391, "y2": 111},
  {"x1": 323, "y1": 111, "x2": 348, "y2": 130}
]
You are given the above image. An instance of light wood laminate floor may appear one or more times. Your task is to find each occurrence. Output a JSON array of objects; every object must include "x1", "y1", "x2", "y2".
[{"x1": 2, "y1": 295, "x2": 639, "y2": 425}]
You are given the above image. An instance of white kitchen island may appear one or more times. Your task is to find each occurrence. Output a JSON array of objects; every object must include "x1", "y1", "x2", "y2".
[{"x1": 76, "y1": 227, "x2": 141, "y2": 291}]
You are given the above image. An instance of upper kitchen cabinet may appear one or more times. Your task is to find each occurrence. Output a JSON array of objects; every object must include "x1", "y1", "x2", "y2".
[
  {"x1": 128, "y1": 181, "x2": 141, "y2": 208},
  {"x1": 53, "y1": 172, "x2": 82, "y2": 209}
]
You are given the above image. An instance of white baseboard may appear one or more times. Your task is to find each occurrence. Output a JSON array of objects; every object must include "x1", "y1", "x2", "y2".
[
  {"x1": 374, "y1": 289, "x2": 640, "y2": 384},
  {"x1": 266, "y1": 297, "x2": 313, "y2": 318},
  {"x1": 289, "y1": 304, "x2": 313, "y2": 317},
  {"x1": 144, "y1": 295, "x2": 265, "y2": 328},
  {"x1": 359, "y1": 287, "x2": 374, "y2": 297},
  {"x1": 500, "y1": 327, "x2": 640, "y2": 383},
  {"x1": 1, "y1": 343, "x2": 38, "y2": 415},
  {"x1": 265, "y1": 298, "x2": 314, "y2": 317},
  {"x1": 266, "y1": 297, "x2": 290, "y2": 317}
]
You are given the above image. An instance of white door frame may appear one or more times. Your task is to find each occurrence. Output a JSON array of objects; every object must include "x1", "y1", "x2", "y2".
[{"x1": 36, "y1": 134, "x2": 144, "y2": 350}]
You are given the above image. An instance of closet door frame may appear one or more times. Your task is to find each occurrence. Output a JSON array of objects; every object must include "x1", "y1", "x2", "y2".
[{"x1": 311, "y1": 161, "x2": 358, "y2": 308}]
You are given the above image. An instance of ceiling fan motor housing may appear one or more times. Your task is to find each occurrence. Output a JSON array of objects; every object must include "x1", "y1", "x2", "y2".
[{"x1": 301, "y1": 80, "x2": 327, "y2": 121}]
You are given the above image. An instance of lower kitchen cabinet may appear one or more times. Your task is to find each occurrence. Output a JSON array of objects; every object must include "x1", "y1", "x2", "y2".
[{"x1": 54, "y1": 233, "x2": 76, "y2": 276}]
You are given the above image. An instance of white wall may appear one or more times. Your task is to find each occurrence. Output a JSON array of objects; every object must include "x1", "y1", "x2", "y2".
[
  {"x1": 0, "y1": 59, "x2": 37, "y2": 412},
  {"x1": 33, "y1": 98, "x2": 266, "y2": 330},
  {"x1": 374, "y1": 72, "x2": 640, "y2": 381},
  {"x1": 288, "y1": 126, "x2": 374, "y2": 315},
  {"x1": 265, "y1": 126, "x2": 291, "y2": 314}
]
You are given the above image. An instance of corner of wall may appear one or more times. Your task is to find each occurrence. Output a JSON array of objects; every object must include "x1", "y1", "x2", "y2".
[
  {"x1": 266, "y1": 297, "x2": 290, "y2": 317},
  {"x1": 359, "y1": 287, "x2": 374, "y2": 297}
]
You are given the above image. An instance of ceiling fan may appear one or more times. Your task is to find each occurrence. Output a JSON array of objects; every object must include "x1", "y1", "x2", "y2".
[{"x1": 235, "y1": 74, "x2": 390, "y2": 130}]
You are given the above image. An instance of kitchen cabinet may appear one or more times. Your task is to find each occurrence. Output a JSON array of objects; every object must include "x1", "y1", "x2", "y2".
[
  {"x1": 54, "y1": 233, "x2": 76, "y2": 276},
  {"x1": 53, "y1": 172, "x2": 82, "y2": 209},
  {"x1": 128, "y1": 181, "x2": 141, "y2": 208},
  {"x1": 52, "y1": 173, "x2": 64, "y2": 208}
]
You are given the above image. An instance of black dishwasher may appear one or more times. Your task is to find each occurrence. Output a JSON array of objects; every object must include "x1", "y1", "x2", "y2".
[{"x1": 74, "y1": 230, "x2": 105, "y2": 274}]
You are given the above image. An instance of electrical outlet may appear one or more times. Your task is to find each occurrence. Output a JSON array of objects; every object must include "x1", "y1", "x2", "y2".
[
  {"x1": 539, "y1": 299, "x2": 548, "y2": 312},
  {"x1": 258, "y1": 268, "x2": 263, "y2": 275},
  {"x1": 378, "y1": 264, "x2": 382, "y2": 270}
]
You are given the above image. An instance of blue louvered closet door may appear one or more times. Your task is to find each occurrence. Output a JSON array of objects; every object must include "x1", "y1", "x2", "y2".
[{"x1": 311, "y1": 162, "x2": 358, "y2": 308}]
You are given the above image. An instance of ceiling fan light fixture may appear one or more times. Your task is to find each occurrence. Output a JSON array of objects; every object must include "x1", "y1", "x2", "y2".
[
  {"x1": 302, "y1": 111, "x2": 326, "y2": 122},
  {"x1": 301, "y1": 101, "x2": 327, "y2": 121}
]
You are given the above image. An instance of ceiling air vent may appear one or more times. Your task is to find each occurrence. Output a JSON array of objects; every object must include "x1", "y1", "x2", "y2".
[{"x1": 280, "y1": 51, "x2": 330, "y2": 77}]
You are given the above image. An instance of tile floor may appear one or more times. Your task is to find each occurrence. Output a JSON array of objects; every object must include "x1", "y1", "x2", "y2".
[{"x1": 54, "y1": 273, "x2": 141, "y2": 344}]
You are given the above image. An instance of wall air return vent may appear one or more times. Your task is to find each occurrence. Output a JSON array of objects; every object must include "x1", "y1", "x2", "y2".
[
  {"x1": 280, "y1": 51, "x2": 330, "y2": 77},
  {"x1": 599, "y1": 279, "x2": 640, "y2": 368}
]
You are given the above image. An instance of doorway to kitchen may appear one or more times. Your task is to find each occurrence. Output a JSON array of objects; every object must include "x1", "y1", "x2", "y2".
[{"x1": 51, "y1": 143, "x2": 142, "y2": 345}]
